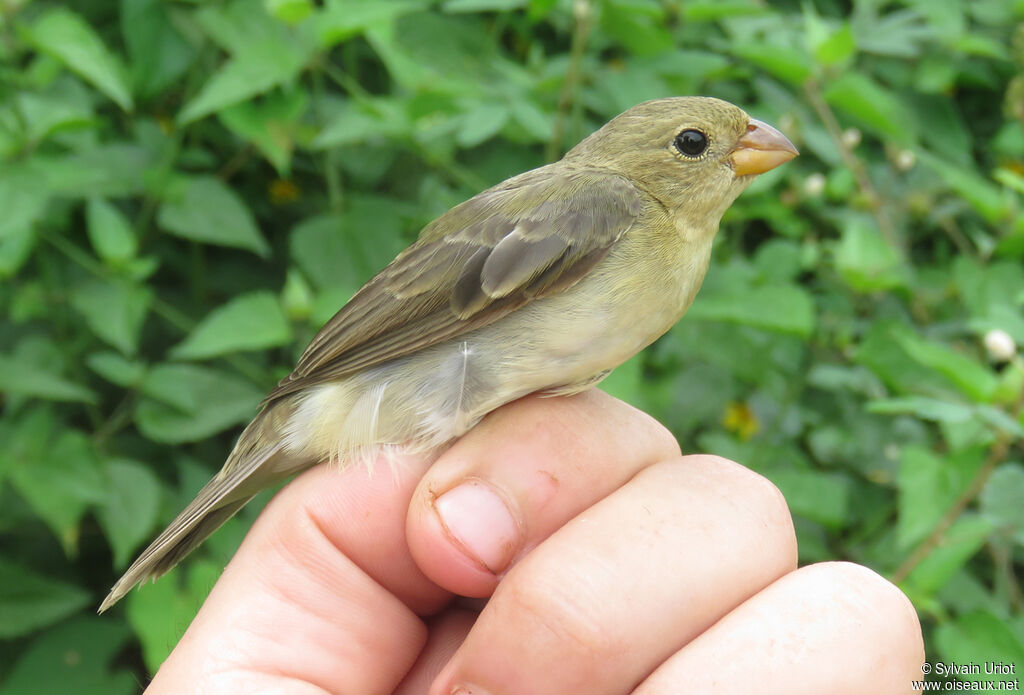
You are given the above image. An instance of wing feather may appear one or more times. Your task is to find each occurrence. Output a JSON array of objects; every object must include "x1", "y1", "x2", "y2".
[{"x1": 265, "y1": 168, "x2": 645, "y2": 403}]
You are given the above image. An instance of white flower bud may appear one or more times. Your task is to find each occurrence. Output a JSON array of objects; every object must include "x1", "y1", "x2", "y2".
[
  {"x1": 895, "y1": 149, "x2": 916, "y2": 171},
  {"x1": 841, "y1": 128, "x2": 861, "y2": 149},
  {"x1": 803, "y1": 172, "x2": 826, "y2": 196},
  {"x1": 984, "y1": 329, "x2": 1017, "y2": 362}
]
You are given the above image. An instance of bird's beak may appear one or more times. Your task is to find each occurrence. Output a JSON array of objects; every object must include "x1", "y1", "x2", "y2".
[{"x1": 730, "y1": 119, "x2": 799, "y2": 177}]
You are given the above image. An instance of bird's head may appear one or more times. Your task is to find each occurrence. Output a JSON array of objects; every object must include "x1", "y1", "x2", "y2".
[{"x1": 564, "y1": 96, "x2": 798, "y2": 231}]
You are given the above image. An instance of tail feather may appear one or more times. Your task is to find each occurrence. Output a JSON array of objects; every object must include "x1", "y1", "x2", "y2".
[{"x1": 99, "y1": 437, "x2": 289, "y2": 613}]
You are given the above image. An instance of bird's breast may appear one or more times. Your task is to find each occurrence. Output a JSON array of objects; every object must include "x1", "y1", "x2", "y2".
[{"x1": 478, "y1": 221, "x2": 715, "y2": 394}]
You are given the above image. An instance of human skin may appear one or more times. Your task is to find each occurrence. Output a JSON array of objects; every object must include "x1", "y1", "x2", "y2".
[{"x1": 143, "y1": 389, "x2": 924, "y2": 694}]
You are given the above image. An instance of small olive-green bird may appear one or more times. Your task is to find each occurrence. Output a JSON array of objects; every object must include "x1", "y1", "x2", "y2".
[{"x1": 100, "y1": 96, "x2": 797, "y2": 611}]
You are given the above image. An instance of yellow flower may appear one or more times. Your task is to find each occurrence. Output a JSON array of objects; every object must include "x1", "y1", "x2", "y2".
[
  {"x1": 269, "y1": 178, "x2": 300, "y2": 204},
  {"x1": 722, "y1": 401, "x2": 759, "y2": 440}
]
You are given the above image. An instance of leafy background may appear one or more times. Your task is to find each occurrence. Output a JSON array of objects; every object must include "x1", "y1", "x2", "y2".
[{"x1": 1, "y1": 0, "x2": 1023, "y2": 690}]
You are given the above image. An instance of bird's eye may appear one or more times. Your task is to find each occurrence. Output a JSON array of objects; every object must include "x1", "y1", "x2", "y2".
[{"x1": 674, "y1": 129, "x2": 708, "y2": 158}]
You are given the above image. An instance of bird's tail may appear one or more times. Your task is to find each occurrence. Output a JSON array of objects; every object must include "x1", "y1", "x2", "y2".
[{"x1": 99, "y1": 405, "x2": 303, "y2": 612}]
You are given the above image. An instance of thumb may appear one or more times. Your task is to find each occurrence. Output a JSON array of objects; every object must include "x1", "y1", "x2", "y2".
[{"x1": 405, "y1": 390, "x2": 681, "y2": 597}]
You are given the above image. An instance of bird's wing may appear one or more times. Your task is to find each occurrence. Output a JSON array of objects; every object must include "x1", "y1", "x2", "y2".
[{"x1": 265, "y1": 168, "x2": 646, "y2": 403}]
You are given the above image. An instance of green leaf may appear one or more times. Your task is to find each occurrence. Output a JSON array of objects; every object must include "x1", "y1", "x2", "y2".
[
  {"x1": 444, "y1": 0, "x2": 525, "y2": 10},
  {"x1": 86, "y1": 351, "x2": 147, "y2": 388},
  {"x1": 312, "y1": 98, "x2": 410, "y2": 149},
  {"x1": 282, "y1": 267, "x2": 315, "y2": 320},
  {"x1": 457, "y1": 102, "x2": 510, "y2": 147},
  {"x1": 867, "y1": 396, "x2": 974, "y2": 424},
  {"x1": 853, "y1": 8, "x2": 932, "y2": 59},
  {"x1": 0, "y1": 406, "x2": 53, "y2": 488},
  {"x1": 97, "y1": 459, "x2": 163, "y2": 568},
  {"x1": 0, "y1": 559, "x2": 91, "y2": 638},
  {"x1": 171, "y1": 291, "x2": 293, "y2": 360},
  {"x1": 265, "y1": 0, "x2": 314, "y2": 23},
  {"x1": 126, "y1": 559, "x2": 221, "y2": 673},
  {"x1": 390, "y1": 11, "x2": 502, "y2": 90},
  {"x1": 311, "y1": 285, "x2": 354, "y2": 327},
  {"x1": 897, "y1": 446, "x2": 985, "y2": 548},
  {"x1": 687, "y1": 284, "x2": 815, "y2": 337},
  {"x1": 904, "y1": 514, "x2": 994, "y2": 595},
  {"x1": 139, "y1": 364, "x2": 199, "y2": 412},
  {"x1": 122, "y1": 0, "x2": 196, "y2": 99},
  {"x1": 0, "y1": 170, "x2": 48, "y2": 240},
  {"x1": 732, "y1": 43, "x2": 812, "y2": 84},
  {"x1": 9, "y1": 430, "x2": 106, "y2": 553},
  {"x1": 15, "y1": 77, "x2": 95, "y2": 145},
  {"x1": 31, "y1": 8, "x2": 133, "y2": 110},
  {"x1": 219, "y1": 88, "x2": 308, "y2": 173},
  {"x1": 509, "y1": 99, "x2": 554, "y2": 142},
  {"x1": 979, "y1": 462, "x2": 1024, "y2": 542},
  {"x1": 681, "y1": 0, "x2": 765, "y2": 21},
  {"x1": 135, "y1": 365, "x2": 264, "y2": 443},
  {"x1": 834, "y1": 218, "x2": 905, "y2": 292},
  {"x1": 195, "y1": 0, "x2": 293, "y2": 53},
  {"x1": 601, "y1": 0, "x2": 673, "y2": 57},
  {"x1": 0, "y1": 354, "x2": 97, "y2": 403},
  {"x1": 919, "y1": 151, "x2": 1010, "y2": 223},
  {"x1": 70, "y1": 279, "x2": 152, "y2": 356},
  {"x1": 157, "y1": 176, "x2": 270, "y2": 257},
  {"x1": 968, "y1": 305, "x2": 1024, "y2": 347},
  {"x1": 753, "y1": 239, "x2": 804, "y2": 283},
  {"x1": 771, "y1": 470, "x2": 850, "y2": 528},
  {"x1": 893, "y1": 331, "x2": 999, "y2": 402},
  {"x1": 30, "y1": 144, "x2": 152, "y2": 198},
  {"x1": 823, "y1": 72, "x2": 912, "y2": 142},
  {"x1": 856, "y1": 322, "x2": 961, "y2": 396},
  {"x1": 0, "y1": 224, "x2": 37, "y2": 277},
  {"x1": 955, "y1": 258, "x2": 1024, "y2": 322},
  {"x1": 0, "y1": 617, "x2": 135, "y2": 695},
  {"x1": 178, "y1": 0, "x2": 314, "y2": 124},
  {"x1": 935, "y1": 613, "x2": 1024, "y2": 684},
  {"x1": 86, "y1": 198, "x2": 138, "y2": 265},
  {"x1": 178, "y1": 49, "x2": 309, "y2": 125},
  {"x1": 814, "y1": 24, "x2": 856, "y2": 66},
  {"x1": 972, "y1": 404, "x2": 1024, "y2": 439},
  {"x1": 289, "y1": 200, "x2": 407, "y2": 291},
  {"x1": 316, "y1": 0, "x2": 427, "y2": 46}
]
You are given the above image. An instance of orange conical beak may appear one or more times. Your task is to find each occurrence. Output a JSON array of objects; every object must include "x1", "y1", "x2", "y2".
[{"x1": 730, "y1": 119, "x2": 799, "y2": 176}]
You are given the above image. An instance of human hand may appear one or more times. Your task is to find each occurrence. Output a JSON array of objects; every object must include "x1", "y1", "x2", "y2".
[{"x1": 143, "y1": 389, "x2": 924, "y2": 694}]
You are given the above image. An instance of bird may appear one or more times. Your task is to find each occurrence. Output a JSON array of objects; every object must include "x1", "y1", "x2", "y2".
[{"x1": 100, "y1": 96, "x2": 797, "y2": 612}]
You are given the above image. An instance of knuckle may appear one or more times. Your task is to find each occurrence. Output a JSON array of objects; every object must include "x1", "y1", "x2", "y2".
[
  {"x1": 644, "y1": 415, "x2": 683, "y2": 459},
  {"x1": 581, "y1": 388, "x2": 682, "y2": 460},
  {"x1": 811, "y1": 562, "x2": 924, "y2": 654},
  {"x1": 502, "y1": 573, "x2": 615, "y2": 661},
  {"x1": 710, "y1": 456, "x2": 791, "y2": 522},
  {"x1": 685, "y1": 454, "x2": 794, "y2": 526},
  {"x1": 645, "y1": 455, "x2": 797, "y2": 567}
]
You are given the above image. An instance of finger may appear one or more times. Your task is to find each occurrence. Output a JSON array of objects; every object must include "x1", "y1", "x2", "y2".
[
  {"x1": 430, "y1": 455, "x2": 797, "y2": 695},
  {"x1": 407, "y1": 389, "x2": 681, "y2": 596},
  {"x1": 395, "y1": 609, "x2": 477, "y2": 695},
  {"x1": 148, "y1": 453, "x2": 448, "y2": 695},
  {"x1": 633, "y1": 562, "x2": 925, "y2": 695}
]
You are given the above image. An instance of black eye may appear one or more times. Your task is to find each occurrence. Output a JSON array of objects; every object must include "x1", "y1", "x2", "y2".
[{"x1": 674, "y1": 129, "x2": 708, "y2": 157}]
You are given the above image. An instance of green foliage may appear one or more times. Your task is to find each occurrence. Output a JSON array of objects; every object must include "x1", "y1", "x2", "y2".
[{"x1": 1, "y1": 0, "x2": 1022, "y2": 688}]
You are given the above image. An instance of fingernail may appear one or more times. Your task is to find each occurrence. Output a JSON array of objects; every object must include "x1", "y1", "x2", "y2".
[{"x1": 434, "y1": 480, "x2": 520, "y2": 573}]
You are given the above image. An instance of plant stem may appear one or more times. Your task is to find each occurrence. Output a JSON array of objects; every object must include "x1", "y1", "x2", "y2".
[
  {"x1": 804, "y1": 80, "x2": 901, "y2": 254},
  {"x1": 546, "y1": 0, "x2": 592, "y2": 162},
  {"x1": 891, "y1": 396, "x2": 1023, "y2": 584}
]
